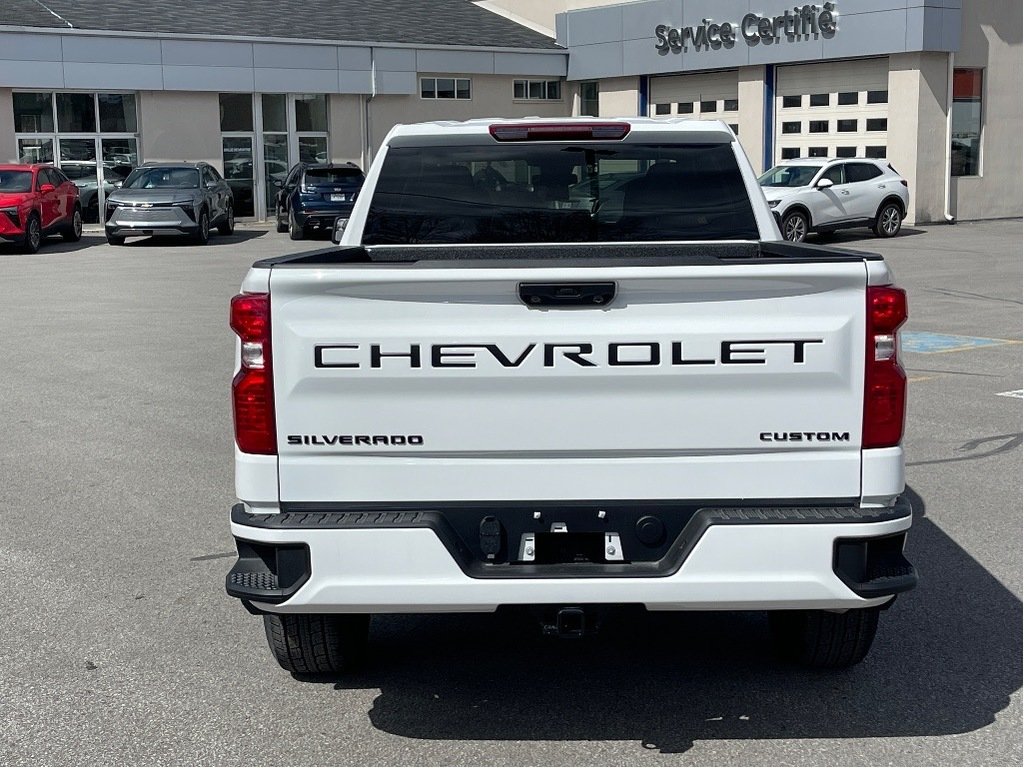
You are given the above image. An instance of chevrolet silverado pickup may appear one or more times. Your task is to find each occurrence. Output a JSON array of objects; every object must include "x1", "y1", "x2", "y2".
[{"x1": 226, "y1": 118, "x2": 916, "y2": 674}]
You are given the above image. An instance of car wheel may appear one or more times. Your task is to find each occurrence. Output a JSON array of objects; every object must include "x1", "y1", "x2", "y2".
[
  {"x1": 288, "y1": 211, "x2": 304, "y2": 241},
  {"x1": 769, "y1": 606, "x2": 880, "y2": 669},
  {"x1": 62, "y1": 206, "x2": 83, "y2": 242},
  {"x1": 106, "y1": 233, "x2": 125, "y2": 246},
  {"x1": 218, "y1": 205, "x2": 235, "y2": 236},
  {"x1": 194, "y1": 208, "x2": 211, "y2": 245},
  {"x1": 276, "y1": 205, "x2": 288, "y2": 233},
  {"x1": 873, "y1": 202, "x2": 903, "y2": 238},
  {"x1": 22, "y1": 214, "x2": 42, "y2": 254},
  {"x1": 263, "y1": 613, "x2": 370, "y2": 675},
  {"x1": 781, "y1": 210, "x2": 809, "y2": 243}
]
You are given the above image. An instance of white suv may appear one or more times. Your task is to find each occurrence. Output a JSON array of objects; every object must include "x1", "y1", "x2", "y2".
[{"x1": 759, "y1": 158, "x2": 909, "y2": 242}]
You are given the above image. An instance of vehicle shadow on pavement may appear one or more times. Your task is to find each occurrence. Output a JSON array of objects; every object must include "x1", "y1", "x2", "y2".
[
  {"x1": 816, "y1": 227, "x2": 927, "y2": 244},
  {"x1": 314, "y1": 485, "x2": 1021, "y2": 753},
  {"x1": 0, "y1": 233, "x2": 106, "y2": 255},
  {"x1": 114, "y1": 229, "x2": 270, "y2": 247}
]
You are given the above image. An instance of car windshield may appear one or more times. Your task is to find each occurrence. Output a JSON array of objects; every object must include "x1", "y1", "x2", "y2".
[
  {"x1": 122, "y1": 168, "x2": 200, "y2": 190},
  {"x1": 0, "y1": 170, "x2": 33, "y2": 192},
  {"x1": 758, "y1": 165, "x2": 820, "y2": 187},
  {"x1": 363, "y1": 142, "x2": 758, "y2": 244},
  {"x1": 304, "y1": 168, "x2": 363, "y2": 187}
]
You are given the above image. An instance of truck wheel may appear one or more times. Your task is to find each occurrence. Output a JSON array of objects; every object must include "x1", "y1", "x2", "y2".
[
  {"x1": 769, "y1": 606, "x2": 880, "y2": 669},
  {"x1": 263, "y1": 613, "x2": 370, "y2": 675},
  {"x1": 781, "y1": 210, "x2": 809, "y2": 242},
  {"x1": 873, "y1": 202, "x2": 903, "y2": 238}
]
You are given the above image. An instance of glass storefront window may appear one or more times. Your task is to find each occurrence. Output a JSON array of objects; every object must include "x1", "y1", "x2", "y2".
[
  {"x1": 262, "y1": 94, "x2": 288, "y2": 132},
  {"x1": 14, "y1": 92, "x2": 139, "y2": 222},
  {"x1": 294, "y1": 94, "x2": 327, "y2": 132},
  {"x1": 222, "y1": 136, "x2": 255, "y2": 217},
  {"x1": 98, "y1": 94, "x2": 137, "y2": 132},
  {"x1": 220, "y1": 93, "x2": 254, "y2": 132},
  {"x1": 298, "y1": 136, "x2": 328, "y2": 164},
  {"x1": 18, "y1": 137, "x2": 53, "y2": 163},
  {"x1": 263, "y1": 133, "x2": 289, "y2": 209},
  {"x1": 14, "y1": 92, "x2": 54, "y2": 132},
  {"x1": 951, "y1": 68, "x2": 983, "y2": 177},
  {"x1": 56, "y1": 93, "x2": 96, "y2": 132}
]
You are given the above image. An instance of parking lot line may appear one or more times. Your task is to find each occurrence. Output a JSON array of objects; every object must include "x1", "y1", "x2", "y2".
[{"x1": 902, "y1": 331, "x2": 1021, "y2": 354}]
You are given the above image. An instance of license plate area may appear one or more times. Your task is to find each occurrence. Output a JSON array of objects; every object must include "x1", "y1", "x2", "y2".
[
  {"x1": 518, "y1": 531, "x2": 625, "y2": 564},
  {"x1": 329, "y1": 193, "x2": 348, "y2": 202}
]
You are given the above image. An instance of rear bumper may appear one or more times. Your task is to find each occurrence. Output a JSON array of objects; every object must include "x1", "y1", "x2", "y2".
[
  {"x1": 227, "y1": 497, "x2": 916, "y2": 613},
  {"x1": 293, "y1": 206, "x2": 354, "y2": 230}
]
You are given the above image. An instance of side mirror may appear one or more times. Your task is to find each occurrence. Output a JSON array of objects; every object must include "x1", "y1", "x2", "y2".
[
  {"x1": 273, "y1": 179, "x2": 284, "y2": 188},
  {"x1": 331, "y1": 217, "x2": 348, "y2": 245},
  {"x1": 39, "y1": 183, "x2": 55, "y2": 193},
  {"x1": 815, "y1": 178, "x2": 834, "y2": 190}
]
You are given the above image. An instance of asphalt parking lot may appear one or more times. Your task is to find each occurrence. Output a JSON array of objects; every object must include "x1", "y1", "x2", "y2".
[{"x1": 0, "y1": 220, "x2": 1020, "y2": 766}]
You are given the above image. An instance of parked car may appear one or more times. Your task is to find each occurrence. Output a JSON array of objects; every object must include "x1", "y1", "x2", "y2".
[
  {"x1": 104, "y1": 162, "x2": 234, "y2": 245},
  {"x1": 0, "y1": 164, "x2": 82, "y2": 253},
  {"x1": 758, "y1": 158, "x2": 909, "y2": 242},
  {"x1": 59, "y1": 160, "x2": 134, "y2": 223},
  {"x1": 275, "y1": 162, "x2": 364, "y2": 240}
]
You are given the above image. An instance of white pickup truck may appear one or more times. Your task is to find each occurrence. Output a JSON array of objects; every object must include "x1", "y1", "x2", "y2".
[{"x1": 226, "y1": 118, "x2": 916, "y2": 674}]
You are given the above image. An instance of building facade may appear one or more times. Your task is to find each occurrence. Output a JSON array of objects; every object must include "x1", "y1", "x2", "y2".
[{"x1": 1, "y1": 0, "x2": 1019, "y2": 224}]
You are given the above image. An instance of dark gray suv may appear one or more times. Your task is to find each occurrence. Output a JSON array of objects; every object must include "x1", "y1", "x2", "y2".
[{"x1": 104, "y1": 162, "x2": 234, "y2": 245}]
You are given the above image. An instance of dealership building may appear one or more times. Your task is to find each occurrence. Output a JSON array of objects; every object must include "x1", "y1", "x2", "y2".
[{"x1": 0, "y1": 0, "x2": 1019, "y2": 224}]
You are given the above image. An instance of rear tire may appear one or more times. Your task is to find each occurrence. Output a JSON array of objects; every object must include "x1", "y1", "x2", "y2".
[
  {"x1": 62, "y1": 206, "x2": 83, "y2": 242},
  {"x1": 781, "y1": 210, "x2": 809, "y2": 242},
  {"x1": 873, "y1": 202, "x2": 903, "y2": 238},
  {"x1": 22, "y1": 214, "x2": 42, "y2": 254},
  {"x1": 263, "y1": 613, "x2": 370, "y2": 675},
  {"x1": 106, "y1": 233, "x2": 125, "y2": 246},
  {"x1": 769, "y1": 606, "x2": 880, "y2": 669},
  {"x1": 276, "y1": 205, "x2": 288, "y2": 233},
  {"x1": 288, "y1": 211, "x2": 304, "y2": 241},
  {"x1": 217, "y1": 205, "x2": 235, "y2": 236}
]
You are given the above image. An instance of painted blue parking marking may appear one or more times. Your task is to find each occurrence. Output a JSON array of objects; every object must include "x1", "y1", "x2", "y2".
[{"x1": 902, "y1": 332, "x2": 1014, "y2": 354}]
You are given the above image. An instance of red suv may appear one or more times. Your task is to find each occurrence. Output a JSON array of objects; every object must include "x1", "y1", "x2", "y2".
[{"x1": 0, "y1": 164, "x2": 83, "y2": 253}]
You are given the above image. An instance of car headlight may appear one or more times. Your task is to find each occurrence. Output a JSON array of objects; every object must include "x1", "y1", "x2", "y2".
[{"x1": 767, "y1": 199, "x2": 780, "y2": 208}]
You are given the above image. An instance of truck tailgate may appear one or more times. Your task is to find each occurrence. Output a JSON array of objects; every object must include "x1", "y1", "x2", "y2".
[{"x1": 268, "y1": 261, "x2": 867, "y2": 502}]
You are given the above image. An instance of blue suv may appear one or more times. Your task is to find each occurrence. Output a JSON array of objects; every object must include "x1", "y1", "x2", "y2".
[{"x1": 275, "y1": 162, "x2": 364, "y2": 240}]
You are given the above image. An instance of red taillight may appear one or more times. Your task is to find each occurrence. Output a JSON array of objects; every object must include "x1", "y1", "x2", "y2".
[
  {"x1": 863, "y1": 286, "x2": 908, "y2": 449},
  {"x1": 489, "y1": 122, "x2": 631, "y2": 142},
  {"x1": 231, "y1": 292, "x2": 276, "y2": 454}
]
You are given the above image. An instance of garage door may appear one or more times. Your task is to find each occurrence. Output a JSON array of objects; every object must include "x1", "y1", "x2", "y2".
[
  {"x1": 649, "y1": 71, "x2": 740, "y2": 137},
  {"x1": 775, "y1": 58, "x2": 889, "y2": 163}
]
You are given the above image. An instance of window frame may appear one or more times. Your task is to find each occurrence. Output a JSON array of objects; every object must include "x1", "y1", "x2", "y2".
[
  {"x1": 513, "y1": 79, "x2": 561, "y2": 102},
  {"x1": 421, "y1": 77, "x2": 473, "y2": 101}
]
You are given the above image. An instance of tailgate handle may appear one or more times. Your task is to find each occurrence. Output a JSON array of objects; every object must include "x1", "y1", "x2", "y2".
[{"x1": 519, "y1": 282, "x2": 616, "y2": 308}]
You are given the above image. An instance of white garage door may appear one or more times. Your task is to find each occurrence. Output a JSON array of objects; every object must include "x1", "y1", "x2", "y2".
[
  {"x1": 649, "y1": 71, "x2": 740, "y2": 137},
  {"x1": 775, "y1": 58, "x2": 889, "y2": 163}
]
